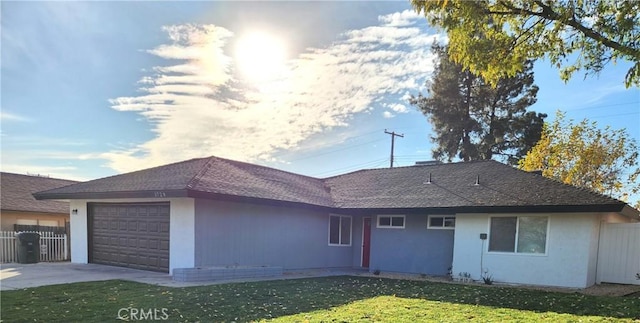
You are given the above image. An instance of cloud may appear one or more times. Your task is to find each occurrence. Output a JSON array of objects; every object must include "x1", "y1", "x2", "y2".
[
  {"x1": 105, "y1": 14, "x2": 442, "y2": 173},
  {"x1": 383, "y1": 111, "x2": 395, "y2": 118},
  {"x1": 378, "y1": 10, "x2": 423, "y2": 27},
  {"x1": 387, "y1": 103, "x2": 409, "y2": 113},
  {"x1": 581, "y1": 84, "x2": 630, "y2": 105},
  {"x1": 0, "y1": 112, "x2": 32, "y2": 122}
]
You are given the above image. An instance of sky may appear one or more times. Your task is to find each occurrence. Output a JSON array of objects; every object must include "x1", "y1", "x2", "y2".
[{"x1": 1, "y1": 1, "x2": 639, "y2": 199}]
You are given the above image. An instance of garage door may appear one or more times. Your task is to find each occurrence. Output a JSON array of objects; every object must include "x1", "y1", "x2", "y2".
[{"x1": 89, "y1": 203, "x2": 170, "y2": 272}]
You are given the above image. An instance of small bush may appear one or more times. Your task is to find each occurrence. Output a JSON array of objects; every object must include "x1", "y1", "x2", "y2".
[
  {"x1": 373, "y1": 269, "x2": 381, "y2": 276},
  {"x1": 482, "y1": 274, "x2": 494, "y2": 285}
]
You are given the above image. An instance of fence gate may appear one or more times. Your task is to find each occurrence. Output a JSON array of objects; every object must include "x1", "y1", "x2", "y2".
[{"x1": 597, "y1": 223, "x2": 640, "y2": 285}]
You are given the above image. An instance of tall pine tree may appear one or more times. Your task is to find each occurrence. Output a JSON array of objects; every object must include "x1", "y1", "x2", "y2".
[{"x1": 410, "y1": 44, "x2": 546, "y2": 165}]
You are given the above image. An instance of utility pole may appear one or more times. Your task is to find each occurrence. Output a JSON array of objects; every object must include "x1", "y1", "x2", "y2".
[{"x1": 384, "y1": 129, "x2": 404, "y2": 168}]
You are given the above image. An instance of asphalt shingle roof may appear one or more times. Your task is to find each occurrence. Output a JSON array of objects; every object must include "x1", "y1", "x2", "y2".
[
  {"x1": 1, "y1": 172, "x2": 78, "y2": 214},
  {"x1": 34, "y1": 157, "x2": 333, "y2": 207},
  {"x1": 324, "y1": 160, "x2": 623, "y2": 209},
  {"x1": 34, "y1": 156, "x2": 633, "y2": 215}
]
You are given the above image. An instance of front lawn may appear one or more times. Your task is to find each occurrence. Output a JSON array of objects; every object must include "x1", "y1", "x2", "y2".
[{"x1": 1, "y1": 276, "x2": 639, "y2": 322}]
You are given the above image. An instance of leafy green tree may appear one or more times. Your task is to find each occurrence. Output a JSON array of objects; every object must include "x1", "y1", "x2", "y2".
[
  {"x1": 412, "y1": 0, "x2": 640, "y2": 88},
  {"x1": 519, "y1": 111, "x2": 640, "y2": 205},
  {"x1": 410, "y1": 44, "x2": 545, "y2": 164}
]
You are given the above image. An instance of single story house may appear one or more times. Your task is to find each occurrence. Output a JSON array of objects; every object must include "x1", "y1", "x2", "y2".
[
  {"x1": 1, "y1": 172, "x2": 77, "y2": 232},
  {"x1": 34, "y1": 156, "x2": 639, "y2": 288}
]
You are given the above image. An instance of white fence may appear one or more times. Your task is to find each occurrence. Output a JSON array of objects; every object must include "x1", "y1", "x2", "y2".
[
  {"x1": 0, "y1": 231, "x2": 68, "y2": 263},
  {"x1": 597, "y1": 223, "x2": 640, "y2": 285}
]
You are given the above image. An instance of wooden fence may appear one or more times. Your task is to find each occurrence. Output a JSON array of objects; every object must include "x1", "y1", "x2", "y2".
[
  {"x1": 597, "y1": 223, "x2": 640, "y2": 285},
  {"x1": 0, "y1": 231, "x2": 68, "y2": 263}
]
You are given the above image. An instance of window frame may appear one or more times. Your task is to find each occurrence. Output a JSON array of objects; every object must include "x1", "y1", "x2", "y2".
[
  {"x1": 376, "y1": 215, "x2": 405, "y2": 229},
  {"x1": 488, "y1": 215, "x2": 549, "y2": 256},
  {"x1": 427, "y1": 215, "x2": 456, "y2": 230},
  {"x1": 328, "y1": 215, "x2": 352, "y2": 247}
]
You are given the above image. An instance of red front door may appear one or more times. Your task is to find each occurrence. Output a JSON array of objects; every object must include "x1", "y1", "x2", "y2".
[{"x1": 362, "y1": 217, "x2": 371, "y2": 268}]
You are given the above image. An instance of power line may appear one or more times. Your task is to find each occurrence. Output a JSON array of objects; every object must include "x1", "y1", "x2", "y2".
[
  {"x1": 311, "y1": 158, "x2": 389, "y2": 177},
  {"x1": 588, "y1": 111, "x2": 639, "y2": 119},
  {"x1": 287, "y1": 138, "x2": 387, "y2": 162},
  {"x1": 565, "y1": 101, "x2": 639, "y2": 111}
]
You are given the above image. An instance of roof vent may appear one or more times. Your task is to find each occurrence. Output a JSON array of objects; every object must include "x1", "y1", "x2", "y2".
[
  {"x1": 424, "y1": 172, "x2": 432, "y2": 184},
  {"x1": 474, "y1": 175, "x2": 480, "y2": 186},
  {"x1": 415, "y1": 160, "x2": 443, "y2": 166}
]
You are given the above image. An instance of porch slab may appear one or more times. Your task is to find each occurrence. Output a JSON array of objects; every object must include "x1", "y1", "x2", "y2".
[{"x1": 173, "y1": 266, "x2": 283, "y2": 282}]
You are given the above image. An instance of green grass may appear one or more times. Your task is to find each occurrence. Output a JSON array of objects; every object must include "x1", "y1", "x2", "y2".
[{"x1": 1, "y1": 276, "x2": 639, "y2": 322}]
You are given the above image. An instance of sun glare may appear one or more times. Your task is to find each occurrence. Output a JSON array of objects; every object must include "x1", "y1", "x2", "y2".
[{"x1": 235, "y1": 31, "x2": 287, "y2": 83}]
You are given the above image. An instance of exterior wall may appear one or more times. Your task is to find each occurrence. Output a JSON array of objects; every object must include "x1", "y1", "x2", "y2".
[
  {"x1": 602, "y1": 212, "x2": 636, "y2": 223},
  {"x1": 68, "y1": 198, "x2": 195, "y2": 275},
  {"x1": 70, "y1": 200, "x2": 88, "y2": 264},
  {"x1": 0, "y1": 210, "x2": 68, "y2": 231},
  {"x1": 194, "y1": 199, "x2": 360, "y2": 270},
  {"x1": 452, "y1": 212, "x2": 603, "y2": 288},
  {"x1": 169, "y1": 198, "x2": 195, "y2": 274},
  {"x1": 369, "y1": 214, "x2": 454, "y2": 276}
]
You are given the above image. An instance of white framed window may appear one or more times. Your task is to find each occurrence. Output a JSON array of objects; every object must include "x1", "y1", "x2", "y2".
[
  {"x1": 377, "y1": 215, "x2": 405, "y2": 229},
  {"x1": 328, "y1": 215, "x2": 351, "y2": 246},
  {"x1": 428, "y1": 215, "x2": 455, "y2": 229},
  {"x1": 489, "y1": 216, "x2": 548, "y2": 254}
]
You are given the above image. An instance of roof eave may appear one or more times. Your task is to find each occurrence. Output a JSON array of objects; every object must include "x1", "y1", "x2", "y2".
[
  {"x1": 333, "y1": 204, "x2": 629, "y2": 215},
  {"x1": 620, "y1": 204, "x2": 640, "y2": 221},
  {"x1": 33, "y1": 189, "x2": 190, "y2": 201},
  {"x1": 186, "y1": 190, "x2": 334, "y2": 211}
]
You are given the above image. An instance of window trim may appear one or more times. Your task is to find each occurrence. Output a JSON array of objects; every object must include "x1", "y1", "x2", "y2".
[
  {"x1": 488, "y1": 215, "x2": 550, "y2": 256},
  {"x1": 427, "y1": 215, "x2": 456, "y2": 230},
  {"x1": 328, "y1": 215, "x2": 352, "y2": 247},
  {"x1": 376, "y1": 215, "x2": 405, "y2": 229}
]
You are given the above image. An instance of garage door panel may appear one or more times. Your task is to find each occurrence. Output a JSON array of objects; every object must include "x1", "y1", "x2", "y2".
[{"x1": 89, "y1": 203, "x2": 169, "y2": 273}]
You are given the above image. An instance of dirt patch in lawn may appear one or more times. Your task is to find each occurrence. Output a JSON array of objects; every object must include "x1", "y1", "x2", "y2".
[
  {"x1": 358, "y1": 272, "x2": 640, "y2": 297},
  {"x1": 581, "y1": 283, "x2": 640, "y2": 297}
]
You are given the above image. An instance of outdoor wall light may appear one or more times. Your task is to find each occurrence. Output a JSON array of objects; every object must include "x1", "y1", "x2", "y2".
[{"x1": 72, "y1": 209, "x2": 78, "y2": 215}]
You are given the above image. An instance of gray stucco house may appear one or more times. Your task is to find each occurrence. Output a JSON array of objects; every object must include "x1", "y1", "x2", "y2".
[{"x1": 35, "y1": 156, "x2": 639, "y2": 288}]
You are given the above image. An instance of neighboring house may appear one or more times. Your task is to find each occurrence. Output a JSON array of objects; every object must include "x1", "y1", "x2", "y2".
[
  {"x1": 34, "y1": 156, "x2": 639, "y2": 288},
  {"x1": 1, "y1": 172, "x2": 77, "y2": 232}
]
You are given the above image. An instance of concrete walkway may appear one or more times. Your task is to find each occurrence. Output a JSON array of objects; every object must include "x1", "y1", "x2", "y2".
[{"x1": 0, "y1": 262, "x2": 366, "y2": 291}]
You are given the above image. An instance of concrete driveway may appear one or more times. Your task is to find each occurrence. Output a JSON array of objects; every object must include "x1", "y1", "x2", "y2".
[
  {"x1": 1, "y1": 262, "x2": 366, "y2": 291},
  {"x1": 0, "y1": 262, "x2": 174, "y2": 291}
]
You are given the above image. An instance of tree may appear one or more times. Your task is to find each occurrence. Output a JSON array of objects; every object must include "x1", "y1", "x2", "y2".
[
  {"x1": 519, "y1": 111, "x2": 640, "y2": 205},
  {"x1": 411, "y1": 0, "x2": 640, "y2": 88},
  {"x1": 410, "y1": 44, "x2": 546, "y2": 165}
]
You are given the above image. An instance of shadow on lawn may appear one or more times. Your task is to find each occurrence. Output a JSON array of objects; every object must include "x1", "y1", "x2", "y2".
[{"x1": 212, "y1": 275, "x2": 640, "y2": 321}]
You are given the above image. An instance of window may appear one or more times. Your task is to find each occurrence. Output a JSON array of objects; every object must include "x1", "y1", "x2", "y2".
[
  {"x1": 489, "y1": 216, "x2": 548, "y2": 254},
  {"x1": 329, "y1": 215, "x2": 351, "y2": 246},
  {"x1": 428, "y1": 216, "x2": 455, "y2": 229},
  {"x1": 377, "y1": 215, "x2": 405, "y2": 229}
]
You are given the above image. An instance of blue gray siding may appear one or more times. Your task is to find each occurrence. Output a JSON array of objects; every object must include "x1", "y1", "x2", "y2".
[
  {"x1": 194, "y1": 199, "x2": 361, "y2": 269},
  {"x1": 369, "y1": 214, "x2": 454, "y2": 275}
]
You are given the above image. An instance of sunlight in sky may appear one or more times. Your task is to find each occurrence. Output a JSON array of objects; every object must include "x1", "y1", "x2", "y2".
[
  {"x1": 1, "y1": 2, "x2": 638, "y2": 206},
  {"x1": 235, "y1": 31, "x2": 288, "y2": 83}
]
